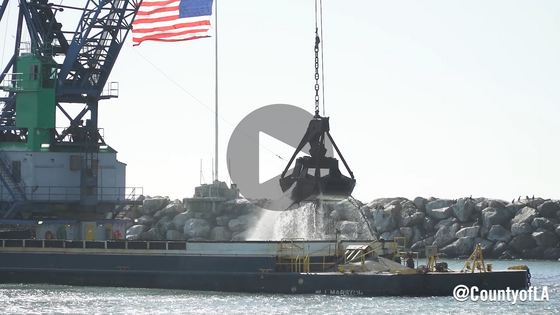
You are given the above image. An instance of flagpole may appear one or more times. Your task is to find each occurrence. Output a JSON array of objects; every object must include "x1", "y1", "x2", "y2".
[{"x1": 214, "y1": 0, "x2": 219, "y2": 182}]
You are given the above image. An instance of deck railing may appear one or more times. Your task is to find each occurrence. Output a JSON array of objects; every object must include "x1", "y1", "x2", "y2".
[
  {"x1": 277, "y1": 239, "x2": 337, "y2": 273},
  {"x1": 22, "y1": 186, "x2": 143, "y2": 203},
  {"x1": 0, "y1": 239, "x2": 188, "y2": 250}
]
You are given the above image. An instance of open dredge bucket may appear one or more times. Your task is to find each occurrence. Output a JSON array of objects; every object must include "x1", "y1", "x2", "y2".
[{"x1": 279, "y1": 116, "x2": 356, "y2": 203}]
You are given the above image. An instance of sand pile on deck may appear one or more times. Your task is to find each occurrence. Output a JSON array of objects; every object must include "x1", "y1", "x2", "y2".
[{"x1": 347, "y1": 256, "x2": 410, "y2": 273}]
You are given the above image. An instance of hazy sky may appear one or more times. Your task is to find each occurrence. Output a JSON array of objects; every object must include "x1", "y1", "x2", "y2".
[{"x1": 1, "y1": 1, "x2": 560, "y2": 203}]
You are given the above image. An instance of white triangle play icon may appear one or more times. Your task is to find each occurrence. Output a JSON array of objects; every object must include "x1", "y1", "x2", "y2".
[{"x1": 259, "y1": 131, "x2": 309, "y2": 184}]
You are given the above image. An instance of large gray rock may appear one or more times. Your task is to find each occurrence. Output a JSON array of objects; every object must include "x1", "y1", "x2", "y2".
[
  {"x1": 366, "y1": 218, "x2": 376, "y2": 237},
  {"x1": 532, "y1": 217, "x2": 556, "y2": 231},
  {"x1": 228, "y1": 213, "x2": 258, "y2": 233},
  {"x1": 399, "y1": 227, "x2": 413, "y2": 244},
  {"x1": 231, "y1": 230, "x2": 249, "y2": 241},
  {"x1": 385, "y1": 201, "x2": 402, "y2": 216},
  {"x1": 543, "y1": 247, "x2": 560, "y2": 260},
  {"x1": 488, "y1": 199, "x2": 507, "y2": 209},
  {"x1": 151, "y1": 205, "x2": 169, "y2": 223},
  {"x1": 371, "y1": 208, "x2": 397, "y2": 234},
  {"x1": 474, "y1": 238, "x2": 494, "y2": 255},
  {"x1": 426, "y1": 206, "x2": 453, "y2": 220},
  {"x1": 433, "y1": 223, "x2": 460, "y2": 247},
  {"x1": 144, "y1": 227, "x2": 165, "y2": 240},
  {"x1": 556, "y1": 225, "x2": 560, "y2": 237},
  {"x1": 155, "y1": 216, "x2": 174, "y2": 236},
  {"x1": 215, "y1": 214, "x2": 236, "y2": 226},
  {"x1": 426, "y1": 199, "x2": 455, "y2": 212},
  {"x1": 506, "y1": 204, "x2": 524, "y2": 217},
  {"x1": 183, "y1": 218, "x2": 211, "y2": 239},
  {"x1": 141, "y1": 196, "x2": 170, "y2": 215},
  {"x1": 481, "y1": 207, "x2": 511, "y2": 228},
  {"x1": 137, "y1": 215, "x2": 155, "y2": 227},
  {"x1": 487, "y1": 225, "x2": 511, "y2": 243},
  {"x1": 511, "y1": 222, "x2": 534, "y2": 236},
  {"x1": 522, "y1": 247, "x2": 545, "y2": 259},
  {"x1": 412, "y1": 226, "x2": 423, "y2": 244},
  {"x1": 469, "y1": 213, "x2": 480, "y2": 224},
  {"x1": 410, "y1": 240, "x2": 425, "y2": 252},
  {"x1": 369, "y1": 197, "x2": 405, "y2": 206},
  {"x1": 124, "y1": 196, "x2": 145, "y2": 220},
  {"x1": 479, "y1": 226, "x2": 489, "y2": 239},
  {"x1": 455, "y1": 226, "x2": 480, "y2": 239},
  {"x1": 359, "y1": 203, "x2": 374, "y2": 219},
  {"x1": 400, "y1": 199, "x2": 416, "y2": 209},
  {"x1": 360, "y1": 206, "x2": 374, "y2": 219},
  {"x1": 171, "y1": 211, "x2": 191, "y2": 231},
  {"x1": 365, "y1": 199, "x2": 384, "y2": 208},
  {"x1": 127, "y1": 206, "x2": 142, "y2": 220},
  {"x1": 424, "y1": 236, "x2": 435, "y2": 245},
  {"x1": 499, "y1": 250, "x2": 520, "y2": 260},
  {"x1": 413, "y1": 197, "x2": 428, "y2": 212},
  {"x1": 223, "y1": 199, "x2": 257, "y2": 215},
  {"x1": 492, "y1": 241, "x2": 508, "y2": 258},
  {"x1": 527, "y1": 198, "x2": 546, "y2": 209},
  {"x1": 166, "y1": 229, "x2": 186, "y2": 240},
  {"x1": 511, "y1": 207, "x2": 538, "y2": 225},
  {"x1": 532, "y1": 230, "x2": 558, "y2": 248},
  {"x1": 194, "y1": 211, "x2": 218, "y2": 222},
  {"x1": 209, "y1": 226, "x2": 232, "y2": 241},
  {"x1": 423, "y1": 216, "x2": 436, "y2": 232},
  {"x1": 434, "y1": 217, "x2": 458, "y2": 230},
  {"x1": 153, "y1": 202, "x2": 185, "y2": 222},
  {"x1": 441, "y1": 237, "x2": 475, "y2": 256},
  {"x1": 380, "y1": 229, "x2": 402, "y2": 241},
  {"x1": 509, "y1": 234, "x2": 536, "y2": 253},
  {"x1": 126, "y1": 224, "x2": 148, "y2": 240},
  {"x1": 400, "y1": 208, "x2": 425, "y2": 227},
  {"x1": 452, "y1": 199, "x2": 475, "y2": 222},
  {"x1": 339, "y1": 221, "x2": 360, "y2": 239},
  {"x1": 474, "y1": 200, "x2": 489, "y2": 212},
  {"x1": 186, "y1": 198, "x2": 225, "y2": 215},
  {"x1": 538, "y1": 201, "x2": 560, "y2": 218}
]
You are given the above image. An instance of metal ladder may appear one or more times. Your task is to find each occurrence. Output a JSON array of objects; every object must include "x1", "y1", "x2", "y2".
[
  {"x1": 0, "y1": 147, "x2": 26, "y2": 218},
  {"x1": 278, "y1": 238, "x2": 310, "y2": 273}
]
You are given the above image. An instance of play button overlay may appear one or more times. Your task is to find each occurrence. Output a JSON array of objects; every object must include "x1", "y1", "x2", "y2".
[
  {"x1": 258, "y1": 130, "x2": 308, "y2": 184},
  {"x1": 227, "y1": 104, "x2": 333, "y2": 210}
]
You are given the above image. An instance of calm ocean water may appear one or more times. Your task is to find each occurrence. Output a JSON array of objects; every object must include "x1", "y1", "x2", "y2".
[{"x1": 0, "y1": 260, "x2": 558, "y2": 315}]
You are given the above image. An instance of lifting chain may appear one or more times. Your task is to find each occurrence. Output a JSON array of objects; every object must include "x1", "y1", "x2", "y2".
[{"x1": 314, "y1": 28, "x2": 320, "y2": 117}]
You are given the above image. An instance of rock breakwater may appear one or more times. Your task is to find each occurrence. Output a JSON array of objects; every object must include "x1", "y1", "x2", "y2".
[{"x1": 125, "y1": 194, "x2": 560, "y2": 260}]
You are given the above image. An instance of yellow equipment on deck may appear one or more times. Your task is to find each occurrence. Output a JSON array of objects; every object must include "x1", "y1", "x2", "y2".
[{"x1": 461, "y1": 243, "x2": 487, "y2": 273}]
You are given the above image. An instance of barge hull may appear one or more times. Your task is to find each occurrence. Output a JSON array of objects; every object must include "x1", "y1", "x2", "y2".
[
  {"x1": 0, "y1": 268, "x2": 528, "y2": 297},
  {"x1": 0, "y1": 240, "x2": 529, "y2": 296}
]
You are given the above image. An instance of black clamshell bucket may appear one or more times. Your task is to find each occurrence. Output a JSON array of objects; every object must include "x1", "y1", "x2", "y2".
[{"x1": 279, "y1": 116, "x2": 355, "y2": 203}]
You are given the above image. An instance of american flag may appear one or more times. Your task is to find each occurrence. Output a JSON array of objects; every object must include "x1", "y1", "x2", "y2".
[{"x1": 132, "y1": 0, "x2": 214, "y2": 46}]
